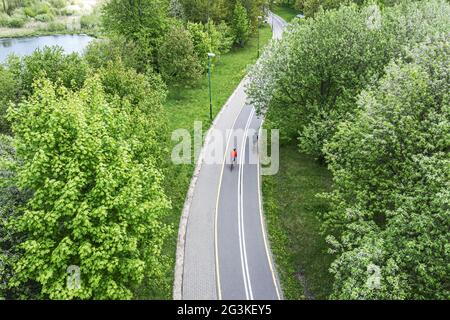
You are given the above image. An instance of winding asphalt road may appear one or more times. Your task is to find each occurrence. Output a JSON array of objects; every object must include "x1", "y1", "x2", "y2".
[
  {"x1": 216, "y1": 14, "x2": 287, "y2": 300},
  {"x1": 176, "y1": 13, "x2": 287, "y2": 300},
  {"x1": 215, "y1": 105, "x2": 279, "y2": 300}
]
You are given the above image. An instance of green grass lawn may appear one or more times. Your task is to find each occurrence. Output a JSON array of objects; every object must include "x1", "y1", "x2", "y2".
[
  {"x1": 272, "y1": 4, "x2": 300, "y2": 22},
  {"x1": 140, "y1": 25, "x2": 273, "y2": 299},
  {"x1": 262, "y1": 143, "x2": 335, "y2": 300}
]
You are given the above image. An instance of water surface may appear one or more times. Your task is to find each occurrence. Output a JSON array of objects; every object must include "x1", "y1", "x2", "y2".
[{"x1": 0, "y1": 34, "x2": 94, "y2": 63}]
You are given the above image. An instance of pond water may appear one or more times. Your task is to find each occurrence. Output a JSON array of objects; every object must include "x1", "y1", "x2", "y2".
[{"x1": 0, "y1": 34, "x2": 94, "y2": 63}]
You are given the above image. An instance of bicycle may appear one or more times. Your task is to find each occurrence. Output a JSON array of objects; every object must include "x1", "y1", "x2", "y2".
[{"x1": 230, "y1": 155, "x2": 237, "y2": 171}]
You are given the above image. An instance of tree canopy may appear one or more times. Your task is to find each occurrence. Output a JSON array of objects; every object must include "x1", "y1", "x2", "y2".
[
  {"x1": 247, "y1": 0, "x2": 450, "y2": 299},
  {"x1": 247, "y1": 0, "x2": 450, "y2": 158},
  {"x1": 324, "y1": 35, "x2": 449, "y2": 299},
  {"x1": 1, "y1": 61, "x2": 172, "y2": 299}
]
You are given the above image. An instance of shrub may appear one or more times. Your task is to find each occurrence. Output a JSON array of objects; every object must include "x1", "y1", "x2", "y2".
[
  {"x1": 11, "y1": 8, "x2": 26, "y2": 16},
  {"x1": 6, "y1": 46, "x2": 89, "y2": 97},
  {"x1": 83, "y1": 38, "x2": 123, "y2": 69},
  {"x1": 185, "y1": 20, "x2": 231, "y2": 69},
  {"x1": 0, "y1": 13, "x2": 10, "y2": 26},
  {"x1": 80, "y1": 13, "x2": 98, "y2": 29},
  {"x1": 83, "y1": 37, "x2": 147, "y2": 73},
  {"x1": 23, "y1": 6, "x2": 37, "y2": 18},
  {"x1": 35, "y1": 13, "x2": 54, "y2": 22},
  {"x1": 60, "y1": 8, "x2": 74, "y2": 16},
  {"x1": 158, "y1": 24, "x2": 202, "y2": 86},
  {"x1": 34, "y1": 2, "x2": 53, "y2": 15},
  {"x1": 204, "y1": 19, "x2": 230, "y2": 57},
  {"x1": 186, "y1": 21, "x2": 211, "y2": 70},
  {"x1": 7, "y1": 15, "x2": 27, "y2": 28},
  {"x1": 45, "y1": 21, "x2": 66, "y2": 31},
  {"x1": 102, "y1": 0, "x2": 169, "y2": 71},
  {"x1": 231, "y1": 1, "x2": 250, "y2": 46},
  {"x1": 49, "y1": 0, "x2": 68, "y2": 9},
  {"x1": 216, "y1": 21, "x2": 233, "y2": 55}
]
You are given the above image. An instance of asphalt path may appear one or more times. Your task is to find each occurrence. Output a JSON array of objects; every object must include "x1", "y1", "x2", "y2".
[
  {"x1": 215, "y1": 13, "x2": 287, "y2": 300},
  {"x1": 179, "y1": 12, "x2": 287, "y2": 300},
  {"x1": 216, "y1": 104, "x2": 281, "y2": 300}
]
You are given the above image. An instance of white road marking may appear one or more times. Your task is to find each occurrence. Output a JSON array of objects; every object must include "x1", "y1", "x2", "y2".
[
  {"x1": 238, "y1": 107, "x2": 256, "y2": 300},
  {"x1": 214, "y1": 104, "x2": 247, "y2": 300},
  {"x1": 214, "y1": 13, "x2": 287, "y2": 300}
]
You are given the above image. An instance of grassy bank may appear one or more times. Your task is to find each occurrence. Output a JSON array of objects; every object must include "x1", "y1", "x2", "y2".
[
  {"x1": 262, "y1": 143, "x2": 334, "y2": 300},
  {"x1": 138, "y1": 24, "x2": 273, "y2": 299},
  {"x1": 0, "y1": 0, "x2": 101, "y2": 38},
  {"x1": 0, "y1": 28, "x2": 98, "y2": 38},
  {"x1": 272, "y1": 4, "x2": 300, "y2": 22}
]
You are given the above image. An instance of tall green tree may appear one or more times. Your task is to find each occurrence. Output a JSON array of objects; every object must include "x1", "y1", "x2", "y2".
[
  {"x1": 180, "y1": 0, "x2": 266, "y2": 31},
  {"x1": 3, "y1": 73, "x2": 171, "y2": 299},
  {"x1": 180, "y1": 0, "x2": 228, "y2": 23},
  {"x1": 158, "y1": 24, "x2": 203, "y2": 86},
  {"x1": 232, "y1": 1, "x2": 251, "y2": 46},
  {"x1": 324, "y1": 35, "x2": 450, "y2": 299},
  {"x1": 102, "y1": 0, "x2": 170, "y2": 70},
  {"x1": 0, "y1": 47, "x2": 89, "y2": 134},
  {"x1": 186, "y1": 21, "x2": 230, "y2": 69},
  {"x1": 247, "y1": 0, "x2": 450, "y2": 158}
]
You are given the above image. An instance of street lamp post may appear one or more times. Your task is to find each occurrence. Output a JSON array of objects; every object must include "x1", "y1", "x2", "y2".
[{"x1": 207, "y1": 52, "x2": 215, "y2": 121}]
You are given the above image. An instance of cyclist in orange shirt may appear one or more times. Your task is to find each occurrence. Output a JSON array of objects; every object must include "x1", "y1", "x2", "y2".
[{"x1": 230, "y1": 148, "x2": 238, "y2": 170}]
